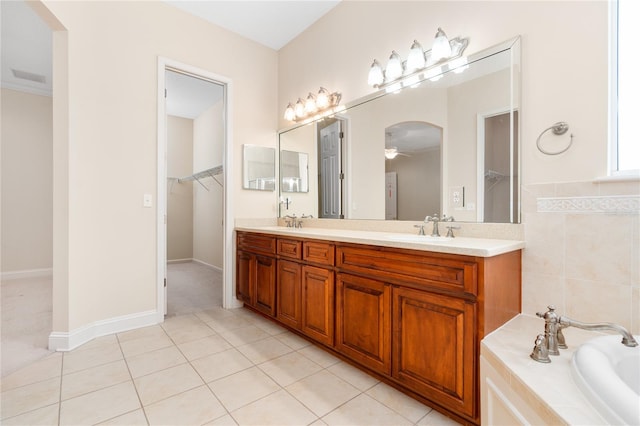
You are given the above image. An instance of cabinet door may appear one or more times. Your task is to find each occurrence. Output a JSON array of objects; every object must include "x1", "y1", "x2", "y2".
[
  {"x1": 336, "y1": 273, "x2": 391, "y2": 374},
  {"x1": 254, "y1": 255, "x2": 276, "y2": 316},
  {"x1": 236, "y1": 250, "x2": 253, "y2": 304},
  {"x1": 277, "y1": 260, "x2": 302, "y2": 329},
  {"x1": 301, "y1": 265, "x2": 334, "y2": 346},
  {"x1": 392, "y1": 286, "x2": 476, "y2": 418}
]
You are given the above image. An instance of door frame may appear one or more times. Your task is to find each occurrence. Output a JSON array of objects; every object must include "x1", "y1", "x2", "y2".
[
  {"x1": 156, "y1": 57, "x2": 236, "y2": 322},
  {"x1": 476, "y1": 106, "x2": 515, "y2": 223}
]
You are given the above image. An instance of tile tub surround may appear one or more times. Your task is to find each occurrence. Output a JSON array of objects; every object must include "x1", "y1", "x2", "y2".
[
  {"x1": 521, "y1": 181, "x2": 640, "y2": 335},
  {"x1": 481, "y1": 314, "x2": 610, "y2": 425}
]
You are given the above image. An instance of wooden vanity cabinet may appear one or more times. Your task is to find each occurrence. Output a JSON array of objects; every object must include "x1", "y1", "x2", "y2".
[
  {"x1": 236, "y1": 232, "x2": 276, "y2": 316},
  {"x1": 236, "y1": 231, "x2": 521, "y2": 425},
  {"x1": 335, "y1": 273, "x2": 391, "y2": 374},
  {"x1": 276, "y1": 237, "x2": 335, "y2": 346}
]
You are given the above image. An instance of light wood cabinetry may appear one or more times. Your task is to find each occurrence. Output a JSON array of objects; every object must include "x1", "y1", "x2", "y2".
[{"x1": 236, "y1": 231, "x2": 521, "y2": 425}]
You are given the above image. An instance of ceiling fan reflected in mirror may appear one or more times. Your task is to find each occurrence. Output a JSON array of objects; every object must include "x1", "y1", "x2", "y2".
[{"x1": 384, "y1": 146, "x2": 411, "y2": 159}]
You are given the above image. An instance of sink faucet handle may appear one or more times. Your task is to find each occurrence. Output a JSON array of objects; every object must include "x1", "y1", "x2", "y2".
[
  {"x1": 530, "y1": 334, "x2": 551, "y2": 363},
  {"x1": 414, "y1": 224, "x2": 425, "y2": 235},
  {"x1": 446, "y1": 225, "x2": 460, "y2": 238}
]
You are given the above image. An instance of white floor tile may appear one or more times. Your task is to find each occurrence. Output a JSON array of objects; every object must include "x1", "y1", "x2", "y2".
[
  {"x1": 144, "y1": 385, "x2": 226, "y2": 425},
  {"x1": 59, "y1": 381, "x2": 140, "y2": 426},
  {"x1": 286, "y1": 369, "x2": 360, "y2": 417},
  {"x1": 208, "y1": 366, "x2": 280, "y2": 411},
  {"x1": 230, "y1": 389, "x2": 317, "y2": 425}
]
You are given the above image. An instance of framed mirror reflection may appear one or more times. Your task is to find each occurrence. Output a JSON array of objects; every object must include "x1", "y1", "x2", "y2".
[{"x1": 278, "y1": 36, "x2": 521, "y2": 223}]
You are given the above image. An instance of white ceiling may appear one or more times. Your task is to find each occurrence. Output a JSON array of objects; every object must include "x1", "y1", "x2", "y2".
[
  {"x1": 1, "y1": 0, "x2": 340, "y2": 115},
  {"x1": 165, "y1": 1, "x2": 340, "y2": 51}
]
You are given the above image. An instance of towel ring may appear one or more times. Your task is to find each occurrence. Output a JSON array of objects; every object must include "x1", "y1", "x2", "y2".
[{"x1": 536, "y1": 122, "x2": 574, "y2": 155}]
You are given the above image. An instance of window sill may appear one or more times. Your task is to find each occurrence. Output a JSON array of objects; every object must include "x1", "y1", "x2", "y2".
[{"x1": 593, "y1": 172, "x2": 640, "y2": 183}]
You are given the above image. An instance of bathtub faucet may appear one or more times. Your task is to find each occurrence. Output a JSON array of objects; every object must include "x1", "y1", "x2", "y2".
[
  {"x1": 558, "y1": 316, "x2": 638, "y2": 348},
  {"x1": 531, "y1": 305, "x2": 638, "y2": 363}
]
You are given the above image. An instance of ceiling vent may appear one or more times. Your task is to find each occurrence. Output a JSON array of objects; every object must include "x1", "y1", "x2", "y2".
[{"x1": 11, "y1": 69, "x2": 47, "y2": 84}]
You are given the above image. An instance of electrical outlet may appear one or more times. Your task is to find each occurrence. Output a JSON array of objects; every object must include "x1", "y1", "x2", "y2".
[{"x1": 450, "y1": 186, "x2": 464, "y2": 208}]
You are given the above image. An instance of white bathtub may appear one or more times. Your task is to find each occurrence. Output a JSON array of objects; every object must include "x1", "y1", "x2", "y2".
[{"x1": 571, "y1": 334, "x2": 640, "y2": 425}]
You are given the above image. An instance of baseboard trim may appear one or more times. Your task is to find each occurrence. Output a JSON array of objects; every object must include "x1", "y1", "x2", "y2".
[
  {"x1": 167, "y1": 258, "x2": 193, "y2": 264},
  {"x1": 1, "y1": 268, "x2": 53, "y2": 281},
  {"x1": 48, "y1": 309, "x2": 160, "y2": 351},
  {"x1": 192, "y1": 258, "x2": 222, "y2": 272}
]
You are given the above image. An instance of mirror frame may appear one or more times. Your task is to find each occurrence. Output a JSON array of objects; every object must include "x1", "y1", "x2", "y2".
[{"x1": 278, "y1": 36, "x2": 521, "y2": 223}]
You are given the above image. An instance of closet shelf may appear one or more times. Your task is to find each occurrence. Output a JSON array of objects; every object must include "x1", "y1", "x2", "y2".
[{"x1": 169, "y1": 165, "x2": 223, "y2": 191}]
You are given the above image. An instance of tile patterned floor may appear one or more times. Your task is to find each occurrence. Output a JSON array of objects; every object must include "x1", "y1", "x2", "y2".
[{"x1": 0, "y1": 306, "x2": 461, "y2": 425}]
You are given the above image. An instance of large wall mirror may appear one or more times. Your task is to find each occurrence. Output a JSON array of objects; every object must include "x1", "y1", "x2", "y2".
[{"x1": 278, "y1": 37, "x2": 521, "y2": 223}]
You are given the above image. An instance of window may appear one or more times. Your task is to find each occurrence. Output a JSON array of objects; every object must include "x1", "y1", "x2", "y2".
[{"x1": 611, "y1": 0, "x2": 640, "y2": 174}]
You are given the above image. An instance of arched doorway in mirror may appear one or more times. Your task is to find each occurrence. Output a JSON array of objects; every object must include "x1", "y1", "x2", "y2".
[{"x1": 384, "y1": 121, "x2": 442, "y2": 221}]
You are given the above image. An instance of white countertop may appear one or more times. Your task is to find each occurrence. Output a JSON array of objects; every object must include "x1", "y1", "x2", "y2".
[
  {"x1": 481, "y1": 314, "x2": 608, "y2": 425},
  {"x1": 235, "y1": 225, "x2": 524, "y2": 257}
]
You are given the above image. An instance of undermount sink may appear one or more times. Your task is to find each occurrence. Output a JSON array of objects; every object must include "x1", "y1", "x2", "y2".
[
  {"x1": 571, "y1": 334, "x2": 640, "y2": 425},
  {"x1": 384, "y1": 234, "x2": 454, "y2": 243}
]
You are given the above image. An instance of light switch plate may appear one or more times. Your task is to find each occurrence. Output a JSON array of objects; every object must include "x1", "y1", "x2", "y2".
[{"x1": 450, "y1": 186, "x2": 464, "y2": 208}]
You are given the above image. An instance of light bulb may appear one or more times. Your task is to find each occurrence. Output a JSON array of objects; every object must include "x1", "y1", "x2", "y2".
[
  {"x1": 406, "y1": 40, "x2": 425, "y2": 73},
  {"x1": 431, "y1": 27, "x2": 452, "y2": 62},
  {"x1": 367, "y1": 59, "x2": 384, "y2": 86},
  {"x1": 304, "y1": 93, "x2": 317, "y2": 114},
  {"x1": 294, "y1": 98, "x2": 305, "y2": 118},
  {"x1": 385, "y1": 50, "x2": 403, "y2": 81},
  {"x1": 284, "y1": 103, "x2": 295, "y2": 121},
  {"x1": 316, "y1": 87, "x2": 330, "y2": 109}
]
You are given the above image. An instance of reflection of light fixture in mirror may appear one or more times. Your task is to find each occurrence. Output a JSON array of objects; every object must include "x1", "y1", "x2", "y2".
[
  {"x1": 366, "y1": 28, "x2": 468, "y2": 90},
  {"x1": 385, "y1": 147, "x2": 399, "y2": 159},
  {"x1": 431, "y1": 27, "x2": 452, "y2": 62},
  {"x1": 284, "y1": 87, "x2": 342, "y2": 122}
]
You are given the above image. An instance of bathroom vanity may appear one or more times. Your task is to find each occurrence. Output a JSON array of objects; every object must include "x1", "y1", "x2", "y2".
[{"x1": 235, "y1": 226, "x2": 523, "y2": 425}]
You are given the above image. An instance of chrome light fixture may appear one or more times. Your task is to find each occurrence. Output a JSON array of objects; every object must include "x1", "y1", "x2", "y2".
[
  {"x1": 367, "y1": 27, "x2": 469, "y2": 90},
  {"x1": 284, "y1": 87, "x2": 342, "y2": 123},
  {"x1": 431, "y1": 28, "x2": 452, "y2": 62}
]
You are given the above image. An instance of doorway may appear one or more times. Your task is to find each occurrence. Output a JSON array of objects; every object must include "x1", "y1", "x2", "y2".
[
  {"x1": 477, "y1": 110, "x2": 519, "y2": 223},
  {"x1": 157, "y1": 59, "x2": 235, "y2": 321}
]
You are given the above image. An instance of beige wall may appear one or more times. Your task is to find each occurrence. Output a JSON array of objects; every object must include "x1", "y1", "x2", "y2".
[
  {"x1": 43, "y1": 0, "x2": 278, "y2": 332},
  {"x1": 1, "y1": 89, "x2": 53, "y2": 274},
  {"x1": 279, "y1": 1, "x2": 639, "y2": 332},
  {"x1": 193, "y1": 102, "x2": 224, "y2": 269},
  {"x1": 167, "y1": 115, "x2": 193, "y2": 261}
]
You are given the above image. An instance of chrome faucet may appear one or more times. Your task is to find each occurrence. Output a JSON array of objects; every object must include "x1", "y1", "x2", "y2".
[
  {"x1": 424, "y1": 214, "x2": 454, "y2": 237},
  {"x1": 531, "y1": 305, "x2": 638, "y2": 363}
]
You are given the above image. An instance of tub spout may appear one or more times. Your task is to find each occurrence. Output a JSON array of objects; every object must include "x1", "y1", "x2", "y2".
[{"x1": 559, "y1": 316, "x2": 638, "y2": 347}]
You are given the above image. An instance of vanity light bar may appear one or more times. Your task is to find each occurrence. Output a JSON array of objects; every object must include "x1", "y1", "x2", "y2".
[
  {"x1": 284, "y1": 87, "x2": 342, "y2": 123},
  {"x1": 368, "y1": 28, "x2": 469, "y2": 90}
]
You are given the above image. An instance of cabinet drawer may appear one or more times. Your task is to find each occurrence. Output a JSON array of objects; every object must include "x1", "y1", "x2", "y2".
[
  {"x1": 303, "y1": 241, "x2": 335, "y2": 266},
  {"x1": 337, "y1": 245, "x2": 477, "y2": 295},
  {"x1": 277, "y1": 238, "x2": 302, "y2": 260},
  {"x1": 237, "y1": 232, "x2": 276, "y2": 255}
]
